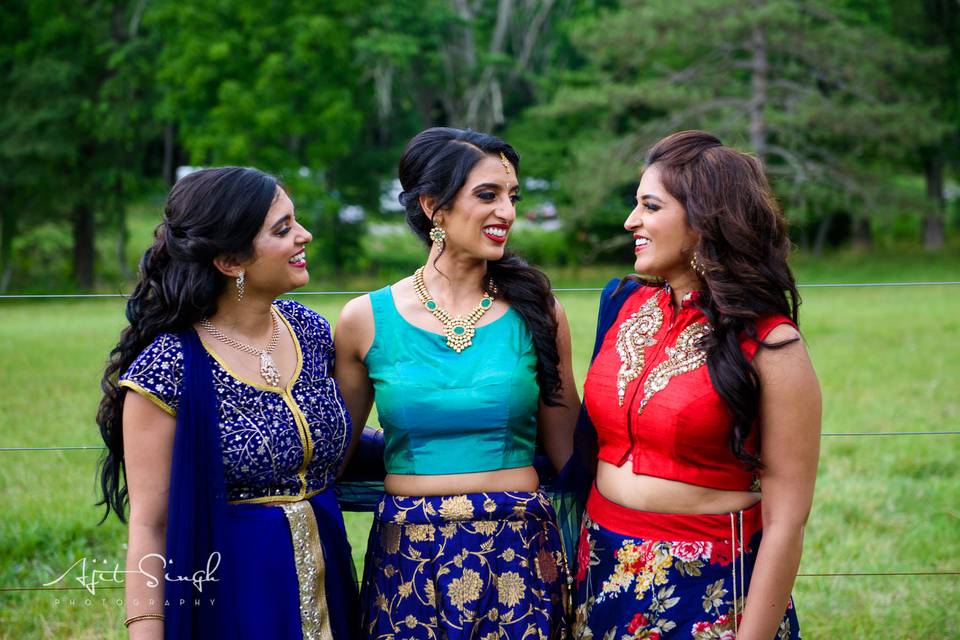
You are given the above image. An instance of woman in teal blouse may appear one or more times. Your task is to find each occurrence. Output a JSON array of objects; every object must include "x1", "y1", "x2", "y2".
[{"x1": 335, "y1": 128, "x2": 581, "y2": 639}]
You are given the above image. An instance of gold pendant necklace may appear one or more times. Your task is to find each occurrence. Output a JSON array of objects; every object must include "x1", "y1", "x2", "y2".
[
  {"x1": 200, "y1": 309, "x2": 283, "y2": 386},
  {"x1": 413, "y1": 267, "x2": 496, "y2": 353}
]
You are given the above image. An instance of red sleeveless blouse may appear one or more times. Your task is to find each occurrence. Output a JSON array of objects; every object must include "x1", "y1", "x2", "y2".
[{"x1": 583, "y1": 284, "x2": 795, "y2": 491}]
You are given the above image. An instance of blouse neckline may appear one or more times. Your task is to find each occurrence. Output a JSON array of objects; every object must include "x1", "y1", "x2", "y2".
[
  {"x1": 385, "y1": 283, "x2": 517, "y2": 340},
  {"x1": 198, "y1": 303, "x2": 304, "y2": 393}
]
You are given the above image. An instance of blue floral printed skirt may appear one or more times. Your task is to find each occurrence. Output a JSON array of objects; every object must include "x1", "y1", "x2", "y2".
[
  {"x1": 360, "y1": 490, "x2": 570, "y2": 639},
  {"x1": 573, "y1": 486, "x2": 800, "y2": 640}
]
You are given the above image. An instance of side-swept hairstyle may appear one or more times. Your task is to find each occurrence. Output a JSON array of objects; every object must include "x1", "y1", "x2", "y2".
[
  {"x1": 642, "y1": 130, "x2": 800, "y2": 468},
  {"x1": 397, "y1": 127, "x2": 562, "y2": 406},
  {"x1": 96, "y1": 166, "x2": 279, "y2": 521}
]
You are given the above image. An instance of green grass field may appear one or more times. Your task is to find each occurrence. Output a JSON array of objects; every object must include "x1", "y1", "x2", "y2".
[{"x1": 1, "y1": 250, "x2": 958, "y2": 639}]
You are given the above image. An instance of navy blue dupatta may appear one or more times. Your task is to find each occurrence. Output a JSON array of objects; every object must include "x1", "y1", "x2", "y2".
[
  {"x1": 164, "y1": 329, "x2": 236, "y2": 639},
  {"x1": 553, "y1": 277, "x2": 641, "y2": 569}
]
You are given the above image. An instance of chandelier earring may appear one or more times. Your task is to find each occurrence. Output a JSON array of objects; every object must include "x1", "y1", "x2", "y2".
[
  {"x1": 236, "y1": 270, "x2": 246, "y2": 301},
  {"x1": 689, "y1": 252, "x2": 706, "y2": 278},
  {"x1": 428, "y1": 217, "x2": 446, "y2": 250}
]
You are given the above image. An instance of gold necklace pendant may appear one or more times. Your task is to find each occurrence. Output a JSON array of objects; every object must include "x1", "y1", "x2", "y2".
[{"x1": 413, "y1": 267, "x2": 496, "y2": 353}]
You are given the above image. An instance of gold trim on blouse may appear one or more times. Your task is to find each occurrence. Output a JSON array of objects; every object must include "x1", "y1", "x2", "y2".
[
  {"x1": 198, "y1": 304, "x2": 315, "y2": 500},
  {"x1": 118, "y1": 380, "x2": 176, "y2": 416}
]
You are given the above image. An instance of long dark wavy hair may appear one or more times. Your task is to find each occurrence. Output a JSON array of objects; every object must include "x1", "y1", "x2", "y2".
[
  {"x1": 96, "y1": 167, "x2": 279, "y2": 522},
  {"x1": 635, "y1": 130, "x2": 800, "y2": 469},
  {"x1": 398, "y1": 127, "x2": 562, "y2": 406}
]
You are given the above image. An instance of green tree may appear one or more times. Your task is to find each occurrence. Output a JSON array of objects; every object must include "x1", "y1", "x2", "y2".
[
  {"x1": 146, "y1": 0, "x2": 368, "y2": 273},
  {"x1": 886, "y1": 0, "x2": 959, "y2": 248},
  {"x1": 0, "y1": 0, "x2": 159, "y2": 291},
  {"x1": 511, "y1": 0, "x2": 948, "y2": 255}
]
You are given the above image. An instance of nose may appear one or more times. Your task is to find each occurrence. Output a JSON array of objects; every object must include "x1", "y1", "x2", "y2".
[
  {"x1": 297, "y1": 221, "x2": 313, "y2": 245},
  {"x1": 624, "y1": 204, "x2": 642, "y2": 231},
  {"x1": 498, "y1": 195, "x2": 517, "y2": 222}
]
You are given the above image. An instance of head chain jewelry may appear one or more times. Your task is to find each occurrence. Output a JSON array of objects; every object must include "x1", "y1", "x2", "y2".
[{"x1": 499, "y1": 152, "x2": 511, "y2": 174}]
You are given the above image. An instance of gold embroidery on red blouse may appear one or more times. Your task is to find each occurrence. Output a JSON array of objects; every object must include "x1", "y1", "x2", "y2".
[
  {"x1": 637, "y1": 322, "x2": 712, "y2": 415},
  {"x1": 615, "y1": 291, "x2": 664, "y2": 406}
]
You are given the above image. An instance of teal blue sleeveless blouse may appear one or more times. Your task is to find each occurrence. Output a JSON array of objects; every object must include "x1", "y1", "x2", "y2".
[{"x1": 363, "y1": 285, "x2": 540, "y2": 475}]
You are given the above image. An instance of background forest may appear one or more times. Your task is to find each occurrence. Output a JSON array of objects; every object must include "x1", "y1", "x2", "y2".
[
  {"x1": 1, "y1": 0, "x2": 958, "y2": 294},
  {"x1": 2, "y1": 2, "x2": 959, "y2": 637}
]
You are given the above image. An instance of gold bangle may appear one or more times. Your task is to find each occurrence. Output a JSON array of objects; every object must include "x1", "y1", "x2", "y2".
[{"x1": 123, "y1": 613, "x2": 165, "y2": 627}]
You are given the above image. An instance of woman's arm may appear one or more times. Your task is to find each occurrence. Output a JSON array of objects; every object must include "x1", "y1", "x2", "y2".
[
  {"x1": 537, "y1": 299, "x2": 581, "y2": 472},
  {"x1": 333, "y1": 295, "x2": 376, "y2": 472},
  {"x1": 122, "y1": 392, "x2": 176, "y2": 639},
  {"x1": 737, "y1": 324, "x2": 821, "y2": 640}
]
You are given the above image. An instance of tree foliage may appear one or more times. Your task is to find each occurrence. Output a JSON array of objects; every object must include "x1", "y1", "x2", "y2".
[
  {"x1": 510, "y1": 0, "x2": 951, "y2": 255},
  {"x1": 0, "y1": 0, "x2": 956, "y2": 290}
]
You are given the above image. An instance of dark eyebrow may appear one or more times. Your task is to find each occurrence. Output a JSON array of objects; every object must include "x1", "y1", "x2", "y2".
[
  {"x1": 641, "y1": 194, "x2": 664, "y2": 203},
  {"x1": 472, "y1": 182, "x2": 519, "y2": 192},
  {"x1": 269, "y1": 213, "x2": 292, "y2": 231}
]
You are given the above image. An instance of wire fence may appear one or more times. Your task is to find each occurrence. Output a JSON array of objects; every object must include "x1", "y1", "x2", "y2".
[{"x1": 2, "y1": 278, "x2": 958, "y2": 594}]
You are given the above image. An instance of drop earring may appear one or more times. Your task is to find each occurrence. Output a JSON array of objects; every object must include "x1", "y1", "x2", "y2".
[
  {"x1": 429, "y1": 218, "x2": 446, "y2": 250},
  {"x1": 690, "y1": 252, "x2": 705, "y2": 277},
  {"x1": 236, "y1": 270, "x2": 245, "y2": 301}
]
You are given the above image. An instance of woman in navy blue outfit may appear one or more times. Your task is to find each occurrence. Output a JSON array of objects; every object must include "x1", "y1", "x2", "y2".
[{"x1": 96, "y1": 167, "x2": 358, "y2": 639}]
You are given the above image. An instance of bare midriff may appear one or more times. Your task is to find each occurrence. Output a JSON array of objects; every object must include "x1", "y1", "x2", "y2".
[
  {"x1": 597, "y1": 460, "x2": 760, "y2": 515},
  {"x1": 385, "y1": 465, "x2": 539, "y2": 497}
]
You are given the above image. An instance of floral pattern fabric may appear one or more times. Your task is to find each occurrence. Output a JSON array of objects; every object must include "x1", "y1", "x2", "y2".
[
  {"x1": 573, "y1": 514, "x2": 800, "y2": 640},
  {"x1": 361, "y1": 491, "x2": 570, "y2": 640},
  {"x1": 119, "y1": 299, "x2": 352, "y2": 503}
]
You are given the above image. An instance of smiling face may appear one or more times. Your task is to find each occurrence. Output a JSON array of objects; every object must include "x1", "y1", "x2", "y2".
[
  {"x1": 242, "y1": 188, "x2": 313, "y2": 296},
  {"x1": 624, "y1": 163, "x2": 700, "y2": 284},
  {"x1": 432, "y1": 154, "x2": 520, "y2": 262}
]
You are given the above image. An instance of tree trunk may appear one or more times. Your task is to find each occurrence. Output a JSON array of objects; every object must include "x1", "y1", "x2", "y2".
[
  {"x1": 73, "y1": 202, "x2": 95, "y2": 290},
  {"x1": 851, "y1": 216, "x2": 873, "y2": 250},
  {"x1": 923, "y1": 151, "x2": 946, "y2": 250},
  {"x1": 0, "y1": 194, "x2": 14, "y2": 293},
  {"x1": 116, "y1": 181, "x2": 133, "y2": 280},
  {"x1": 748, "y1": 1, "x2": 768, "y2": 162},
  {"x1": 163, "y1": 122, "x2": 177, "y2": 186},
  {"x1": 812, "y1": 212, "x2": 833, "y2": 257}
]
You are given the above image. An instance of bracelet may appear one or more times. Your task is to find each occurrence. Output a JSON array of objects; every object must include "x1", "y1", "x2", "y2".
[{"x1": 123, "y1": 613, "x2": 165, "y2": 627}]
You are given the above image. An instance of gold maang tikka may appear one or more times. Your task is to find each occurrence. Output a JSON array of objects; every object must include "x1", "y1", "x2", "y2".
[{"x1": 499, "y1": 152, "x2": 511, "y2": 174}]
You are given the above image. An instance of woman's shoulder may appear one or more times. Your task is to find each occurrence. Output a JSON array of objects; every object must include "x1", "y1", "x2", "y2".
[
  {"x1": 119, "y1": 332, "x2": 184, "y2": 416},
  {"x1": 275, "y1": 298, "x2": 332, "y2": 337},
  {"x1": 122, "y1": 332, "x2": 184, "y2": 376},
  {"x1": 599, "y1": 276, "x2": 658, "y2": 314}
]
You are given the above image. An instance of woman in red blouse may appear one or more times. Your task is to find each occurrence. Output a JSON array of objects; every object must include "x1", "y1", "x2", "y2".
[{"x1": 572, "y1": 131, "x2": 820, "y2": 640}]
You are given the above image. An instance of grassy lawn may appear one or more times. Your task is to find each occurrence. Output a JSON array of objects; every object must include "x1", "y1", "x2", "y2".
[{"x1": 1, "y1": 250, "x2": 958, "y2": 638}]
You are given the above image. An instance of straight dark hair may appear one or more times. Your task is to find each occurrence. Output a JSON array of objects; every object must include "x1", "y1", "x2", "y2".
[
  {"x1": 398, "y1": 127, "x2": 562, "y2": 406},
  {"x1": 96, "y1": 167, "x2": 279, "y2": 522}
]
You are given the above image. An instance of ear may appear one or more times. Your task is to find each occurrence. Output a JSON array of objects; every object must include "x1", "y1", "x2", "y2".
[
  {"x1": 213, "y1": 254, "x2": 245, "y2": 278},
  {"x1": 419, "y1": 194, "x2": 440, "y2": 221}
]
